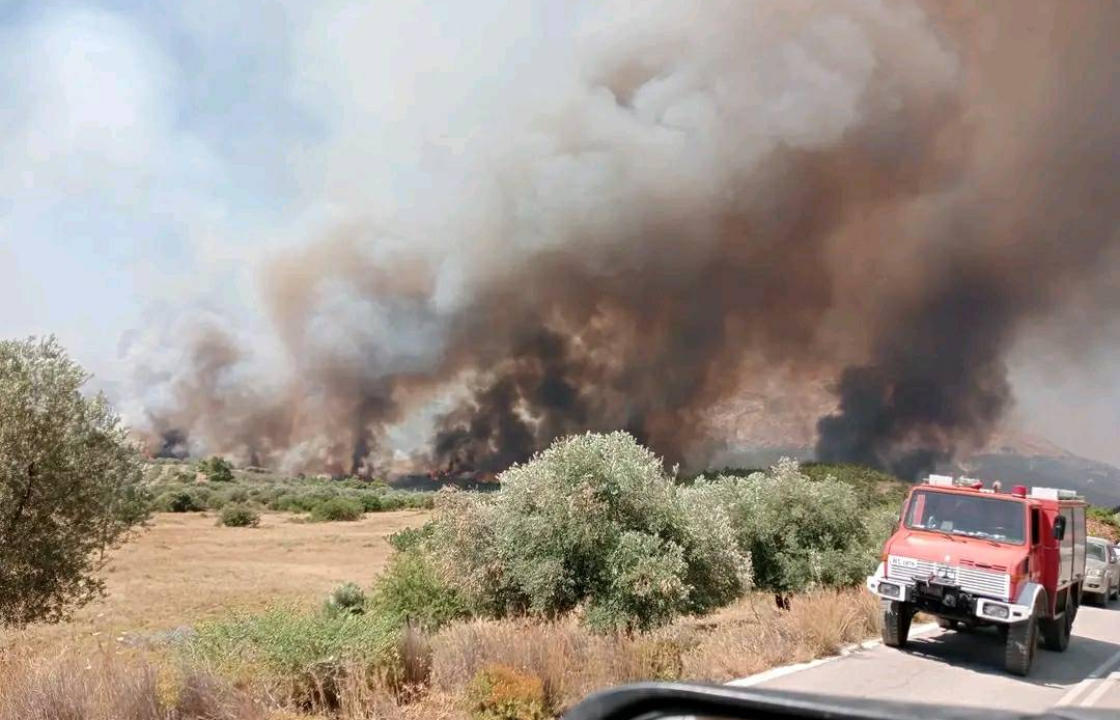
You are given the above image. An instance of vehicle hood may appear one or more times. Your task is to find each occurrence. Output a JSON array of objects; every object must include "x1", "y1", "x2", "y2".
[
  {"x1": 885, "y1": 529, "x2": 1026, "y2": 571},
  {"x1": 1086, "y1": 557, "x2": 1106, "y2": 571}
]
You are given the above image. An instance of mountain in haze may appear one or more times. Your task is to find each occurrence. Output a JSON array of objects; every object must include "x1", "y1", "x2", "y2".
[{"x1": 706, "y1": 394, "x2": 1120, "y2": 508}]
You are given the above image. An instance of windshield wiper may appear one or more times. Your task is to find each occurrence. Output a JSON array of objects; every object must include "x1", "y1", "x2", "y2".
[{"x1": 929, "y1": 528, "x2": 962, "y2": 542}]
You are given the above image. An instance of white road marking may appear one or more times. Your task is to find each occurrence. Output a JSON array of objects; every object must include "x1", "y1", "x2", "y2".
[
  {"x1": 729, "y1": 623, "x2": 940, "y2": 688},
  {"x1": 1078, "y1": 670, "x2": 1119, "y2": 708},
  {"x1": 1054, "y1": 647, "x2": 1120, "y2": 708}
]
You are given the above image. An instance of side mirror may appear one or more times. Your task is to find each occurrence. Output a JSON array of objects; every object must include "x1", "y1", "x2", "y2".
[{"x1": 1052, "y1": 515, "x2": 1067, "y2": 541}]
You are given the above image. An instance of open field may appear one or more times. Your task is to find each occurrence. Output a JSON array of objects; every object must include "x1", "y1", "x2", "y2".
[
  {"x1": 0, "y1": 507, "x2": 882, "y2": 719},
  {"x1": 3, "y1": 510, "x2": 431, "y2": 654}
]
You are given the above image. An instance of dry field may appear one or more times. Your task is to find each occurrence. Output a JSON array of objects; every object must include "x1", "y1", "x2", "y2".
[
  {"x1": 0, "y1": 509, "x2": 882, "y2": 719},
  {"x1": 3, "y1": 510, "x2": 430, "y2": 654}
]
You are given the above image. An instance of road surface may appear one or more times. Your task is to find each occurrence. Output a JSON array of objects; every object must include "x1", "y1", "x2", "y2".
[{"x1": 737, "y1": 603, "x2": 1120, "y2": 713}]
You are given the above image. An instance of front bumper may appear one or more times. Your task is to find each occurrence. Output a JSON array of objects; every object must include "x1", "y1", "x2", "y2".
[{"x1": 866, "y1": 573, "x2": 1031, "y2": 624}]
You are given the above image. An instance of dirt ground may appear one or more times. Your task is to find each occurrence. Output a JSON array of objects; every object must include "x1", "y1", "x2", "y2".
[{"x1": 5, "y1": 510, "x2": 430, "y2": 653}]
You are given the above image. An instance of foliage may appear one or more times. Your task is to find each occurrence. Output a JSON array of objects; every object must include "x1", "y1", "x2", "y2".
[
  {"x1": 800, "y1": 462, "x2": 909, "y2": 507},
  {"x1": 217, "y1": 504, "x2": 260, "y2": 528},
  {"x1": 0, "y1": 336, "x2": 151, "y2": 626},
  {"x1": 388, "y1": 523, "x2": 434, "y2": 553},
  {"x1": 197, "y1": 456, "x2": 234, "y2": 483},
  {"x1": 1088, "y1": 505, "x2": 1120, "y2": 528},
  {"x1": 1087, "y1": 506, "x2": 1120, "y2": 543},
  {"x1": 369, "y1": 551, "x2": 468, "y2": 632},
  {"x1": 154, "y1": 489, "x2": 207, "y2": 513},
  {"x1": 185, "y1": 606, "x2": 402, "y2": 709},
  {"x1": 324, "y1": 582, "x2": 367, "y2": 616},
  {"x1": 707, "y1": 458, "x2": 879, "y2": 594},
  {"x1": 145, "y1": 461, "x2": 434, "y2": 517},
  {"x1": 467, "y1": 664, "x2": 551, "y2": 720},
  {"x1": 309, "y1": 497, "x2": 364, "y2": 522},
  {"x1": 427, "y1": 432, "x2": 751, "y2": 631}
]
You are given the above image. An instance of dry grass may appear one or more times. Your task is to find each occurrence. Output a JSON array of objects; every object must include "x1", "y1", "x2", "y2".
[
  {"x1": 0, "y1": 648, "x2": 265, "y2": 720},
  {"x1": 419, "y1": 588, "x2": 880, "y2": 715},
  {"x1": 0, "y1": 511, "x2": 883, "y2": 719},
  {"x1": 3, "y1": 510, "x2": 430, "y2": 655},
  {"x1": 0, "y1": 588, "x2": 881, "y2": 719}
]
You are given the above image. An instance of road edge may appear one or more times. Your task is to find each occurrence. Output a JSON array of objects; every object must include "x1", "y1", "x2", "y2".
[{"x1": 728, "y1": 622, "x2": 941, "y2": 688}]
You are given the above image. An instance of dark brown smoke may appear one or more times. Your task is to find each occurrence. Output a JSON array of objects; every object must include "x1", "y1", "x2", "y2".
[
  {"x1": 817, "y1": 0, "x2": 1120, "y2": 476},
  {"x1": 130, "y1": 1, "x2": 1119, "y2": 477}
]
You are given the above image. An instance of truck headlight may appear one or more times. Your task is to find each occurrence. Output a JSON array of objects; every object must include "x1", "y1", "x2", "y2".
[
  {"x1": 879, "y1": 582, "x2": 901, "y2": 598},
  {"x1": 985, "y1": 603, "x2": 1010, "y2": 620}
]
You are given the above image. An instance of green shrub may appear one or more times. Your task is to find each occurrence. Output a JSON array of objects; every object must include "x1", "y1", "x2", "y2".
[
  {"x1": 204, "y1": 490, "x2": 227, "y2": 510},
  {"x1": 708, "y1": 458, "x2": 878, "y2": 594},
  {"x1": 223, "y1": 487, "x2": 250, "y2": 505},
  {"x1": 309, "y1": 497, "x2": 364, "y2": 522},
  {"x1": 198, "y1": 456, "x2": 235, "y2": 483},
  {"x1": 185, "y1": 606, "x2": 401, "y2": 710},
  {"x1": 269, "y1": 493, "x2": 306, "y2": 512},
  {"x1": 428, "y1": 432, "x2": 750, "y2": 631},
  {"x1": 801, "y1": 463, "x2": 909, "y2": 507},
  {"x1": 1089, "y1": 505, "x2": 1120, "y2": 528},
  {"x1": 324, "y1": 582, "x2": 366, "y2": 616},
  {"x1": 218, "y1": 504, "x2": 260, "y2": 528},
  {"x1": 355, "y1": 491, "x2": 382, "y2": 512},
  {"x1": 467, "y1": 664, "x2": 550, "y2": 720},
  {"x1": 370, "y1": 551, "x2": 468, "y2": 631},
  {"x1": 155, "y1": 490, "x2": 205, "y2": 513},
  {"x1": 388, "y1": 524, "x2": 432, "y2": 553}
]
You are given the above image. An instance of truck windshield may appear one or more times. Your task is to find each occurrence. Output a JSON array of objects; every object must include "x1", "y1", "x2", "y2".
[
  {"x1": 904, "y1": 490, "x2": 1025, "y2": 544},
  {"x1": 1088, "y1": 543, "x2": 1107, "y2": 561}
]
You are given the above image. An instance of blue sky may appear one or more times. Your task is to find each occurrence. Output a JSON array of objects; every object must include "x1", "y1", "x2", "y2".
[{"x1": 0, "y1": 0, "x2": 1117, "y2": 465}]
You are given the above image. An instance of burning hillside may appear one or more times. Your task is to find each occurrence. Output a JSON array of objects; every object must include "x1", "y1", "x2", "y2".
[{"x1": 127, "y1": 1, "x2": 1119, "y2": 479}]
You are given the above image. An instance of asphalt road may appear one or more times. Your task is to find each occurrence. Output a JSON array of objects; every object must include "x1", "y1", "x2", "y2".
[{"x1": 737, "y1": 602, "x2": 1120, "y2": 713}]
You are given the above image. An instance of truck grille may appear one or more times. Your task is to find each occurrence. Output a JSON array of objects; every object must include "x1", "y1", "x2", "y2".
[{"x1": 887, "y1": 556, "x2": 1011, "y2": 601}]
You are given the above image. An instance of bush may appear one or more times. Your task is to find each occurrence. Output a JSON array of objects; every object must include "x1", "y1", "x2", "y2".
[
  {"x1": 218, "y1": 504, "x2": 260, "y2": 528},
  {"x1": 428, "y1": 432, "x2": 750, "y2": 631},
  {"x1": 185, "y1": 606, "x2": 401, "y2": 710},
  {"x1": 370, "y1": 551, "x2": 468, "y2": 631},
  {"x1": 708, "y1": 458, "x2": 878, "y2": 594},
  {"x1": 309, "y1": 497, "x2": 364, "y2": 522},
  {"x1": 198, "y1": 456, "x2": 235, "y2": 483},
  {"x1": 356, "y1": 491, "x2": 382, "y2": 512},
  {"x1": 324, "y1": 582, "x2": 366, "y2": 616},
  {"x1": 388, "y1": 524, "x2": 433, "y2": 553},
  {"x1": 467, "y1": 664, "x2": 551, "y2": 720},
  {"x1": 155, "y1": 490, "x2": 206, "y2": 513}
]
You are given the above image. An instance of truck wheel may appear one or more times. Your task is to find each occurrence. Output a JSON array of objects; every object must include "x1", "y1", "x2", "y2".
[
  {"x1": 1042, "y1": 589, "x2": 1074, "y2": 652},
  {"x1": 1040, "y1": 610, "x2": 1070, "y2": 652},
  {"x1": 882, "y1": 600, "x2": 913, "y2": 648},
  {"x1": 1005, "y1": 595, "x2": 1041, "y2": 676}
]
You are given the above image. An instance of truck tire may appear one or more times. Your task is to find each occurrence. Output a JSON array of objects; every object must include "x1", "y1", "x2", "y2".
[
  {"x1": 1040, "y1": 608, "x2": 1071, "y2": 652},
  {"x1": 1042, "y1": 588, "x2": 1073, "y2": 652},
  {"x1": 1005, "y1": 594, "x2": 1041, "y2": 676},
  {"x1": 882, "y1": 600, "x2": 912, "y2": 648}
]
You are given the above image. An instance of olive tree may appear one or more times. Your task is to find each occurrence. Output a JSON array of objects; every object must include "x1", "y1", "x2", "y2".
[
  {"x1": 0, "y1": 336, "x2": 150, "y2": 626},
  {"x1": 428, "y1": 432, "x2": 751, "y2": 631},
  {"x1": 707, "y1": 458, "x2": 877, "y2": 597}
]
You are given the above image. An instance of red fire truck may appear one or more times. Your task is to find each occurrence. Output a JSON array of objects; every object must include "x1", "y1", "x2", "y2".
[{"x1": 866, "y1": 475, "x2": 1087, "y2": 676}]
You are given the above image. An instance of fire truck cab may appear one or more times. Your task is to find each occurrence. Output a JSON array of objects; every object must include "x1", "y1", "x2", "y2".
[{"x1": 866, "y1": 475, "x2": 1087, "y2": 676}]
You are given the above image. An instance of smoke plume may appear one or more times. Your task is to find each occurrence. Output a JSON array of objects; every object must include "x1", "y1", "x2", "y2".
[{"x1": 127, "y1": 0, "x2": 1119, "y2": 478}]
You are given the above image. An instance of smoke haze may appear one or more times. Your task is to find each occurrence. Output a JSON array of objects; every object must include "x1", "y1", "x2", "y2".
[{"x1": 126, "y1": 0, "x2": 1120, "y2": 478}]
